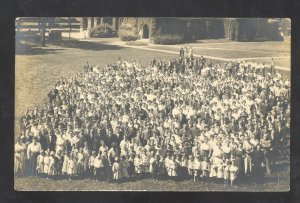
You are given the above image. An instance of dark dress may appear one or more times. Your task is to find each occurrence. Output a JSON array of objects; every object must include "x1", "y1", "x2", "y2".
[
  {"x1": 251, "y1": 149, "x2": 265, "y2": 183},
  {"x1": 152, "y1": 160, "x2": 161, "y2": 179}
]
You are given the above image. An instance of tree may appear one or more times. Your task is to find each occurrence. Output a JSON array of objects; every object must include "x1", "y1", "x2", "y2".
[
  {"x1": 37, "y1": 17, "x2": 47, "y2": 47},
  {"x1": 68, "y1": 17, "x2": 72, "y2": 39}
]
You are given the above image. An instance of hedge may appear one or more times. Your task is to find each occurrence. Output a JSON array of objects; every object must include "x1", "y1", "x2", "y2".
[{"x1": 152, "y1": 34, "x2": 184, "y2": 45}]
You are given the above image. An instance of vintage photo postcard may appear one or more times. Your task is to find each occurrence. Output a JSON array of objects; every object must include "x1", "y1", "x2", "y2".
[{"x1": 14, "y1": 17, "x2": 290, "y2": 191}]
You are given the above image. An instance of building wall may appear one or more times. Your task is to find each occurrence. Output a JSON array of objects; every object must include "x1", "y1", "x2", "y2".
[{"x1": 81, "y1": 17, "x2": 281, "y2": 42}]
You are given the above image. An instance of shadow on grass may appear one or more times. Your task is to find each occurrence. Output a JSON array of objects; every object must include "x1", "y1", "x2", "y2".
[
  {"x1": 16, "y1": 41, "x2": 65, "y2": 55},
  {"x1": 50, "y1": 39, "x2": 123, "y2": 51},
  {"x1": 16, "y1": 39, "x2": 124, "y2": 55},
  {"x1": 16, "y1": 31, "x2": 123, "y2": 55}
]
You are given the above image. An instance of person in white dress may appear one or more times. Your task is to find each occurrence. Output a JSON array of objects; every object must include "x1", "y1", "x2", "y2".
[
  {"x1": 43, "y1": 150, "x2": 50, "y2": 178},
  {"x1": 36, "y1": 150, "x2": 45, "y2": 176},
  {"x1": 229, "y1": 159, "x2": 239, "y2": 186},
  {"x1": 61, "y1": 151, "x2": 69, "y2": 176},
  {"x1": 48, "y1": 151, "x2": 56, "y2": 178},
  {"x1": 193, "y1": 156, "x2": 201, "y2": 182},
  {"x1": 187, "y1": 154, "x2": 194, "y2": 181},
  {"x1": 67, "y1": 154, "x2": 75, "y2": 181},
  {"x1": 112, "y1": 157, "x2": 121, "y2": 182}
]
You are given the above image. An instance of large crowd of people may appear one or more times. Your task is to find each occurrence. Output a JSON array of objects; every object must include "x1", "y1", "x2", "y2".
[{"x1": 15, "y1": 47, "x2": 290, "y2": 186}]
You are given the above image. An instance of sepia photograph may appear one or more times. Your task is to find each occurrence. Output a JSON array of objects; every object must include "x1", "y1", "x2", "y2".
[{"x1": 14, "y1": 17, "x2": 290, "y2": 191}]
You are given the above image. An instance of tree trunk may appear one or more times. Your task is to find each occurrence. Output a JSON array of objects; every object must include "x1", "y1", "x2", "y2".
[
  {"x1": 39, "y1": 18, "x2": 46, "y2": 47},
  {"x1": 68, "y1": 17, "x2": 72, "y2": 39}
]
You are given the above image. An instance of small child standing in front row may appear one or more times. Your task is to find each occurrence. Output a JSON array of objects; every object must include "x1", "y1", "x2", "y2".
[
  {"x1": 67, "y1": 154, "x2": 75, "y2": 181},
  {"x1": 223, "y1": 159, "x2": 231, "y2": 186},
  {"x1": 134, "y1": 154, "x2": 142, "y2": 179},
  {"x1": 188, "y1": 154, "x2": 194, "y2": 181},
  {"x1": 128, "y1": 154, "x2": 135, "y2": 179},
  {"x1": 112, "y1": 157, "x2": 120, "y2": 183},
  {"x1": 151, "y1": 155, "x2": 161, "y2": 182},
  {"x1": 201, "y1": 157, "x2": 210, "y2": 184},
  {"x1": 36, "y1": 150, "x2": 45, "y2": 177},
  {"x1": 193, "y1": 156, "x2": 201, "y2": 182}
]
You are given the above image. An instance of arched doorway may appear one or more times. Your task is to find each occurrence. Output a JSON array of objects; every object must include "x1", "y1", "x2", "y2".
[{"x1": 142, "y1": 24, "x2": 149, "y2": 39}]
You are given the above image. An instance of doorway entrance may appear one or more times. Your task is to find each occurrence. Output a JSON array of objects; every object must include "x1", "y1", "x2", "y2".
[{"x1": 142, "y1": 24, "x2": 149, "y2": 39}]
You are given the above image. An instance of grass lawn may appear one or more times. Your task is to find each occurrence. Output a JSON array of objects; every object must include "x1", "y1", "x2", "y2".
[
  {"x1": 15, "y1": 35, "x2": 290, "y2": 191},
  {"x1": 15, "y1": 162, "x2": 289, "y2": 191},
  {"x1": 149, "y1": 40, "x2": 290, "y2": 68}
]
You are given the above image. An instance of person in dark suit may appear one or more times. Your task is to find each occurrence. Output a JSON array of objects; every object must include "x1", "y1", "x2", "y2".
[
  {"x1": 179, "y1": 47, "x2": 184, "y2": 58},
  {"x1": 39, "y1": 128, "x2": 51, "y2": 151},
  {"x1": 90, "y1": 128, "x2": 101, "y2": 152},
  {"x1": 177, "y1": 109, "x2": 187, "y2": 128},
  {"x1": 19, "y1": 117, "x2": 30, "y2": 133},
  {"x1": 251, "y1": 145, "x2": 265, "y2": 183},
  {"x1": 140, "y1": 124, "x2": 151, "y2": 146},
  {"x1": 104, "y1": 130, "x2": 114, "y2": 148}
]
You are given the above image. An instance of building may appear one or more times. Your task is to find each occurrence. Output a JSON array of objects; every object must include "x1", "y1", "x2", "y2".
[{"x1": 80, "y1": 17, "x2": 283, "y2": 42}]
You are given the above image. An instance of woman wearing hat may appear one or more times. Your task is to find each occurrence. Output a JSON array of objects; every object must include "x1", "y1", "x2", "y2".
[{"x1": 14, "y1": 137, "x2": 26, "y2": 177}]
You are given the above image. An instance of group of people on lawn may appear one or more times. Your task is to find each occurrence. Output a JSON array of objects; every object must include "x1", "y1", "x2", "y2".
[{"x1": 15, "y1": 48, "x2": 290, "y2": 186}]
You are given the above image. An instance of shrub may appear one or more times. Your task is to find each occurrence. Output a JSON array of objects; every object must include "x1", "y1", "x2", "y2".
[
  {"x1": 151, "y1": 33, "x2": 184, "y2": 45},
  {"x1": 89, "y1": 23, "x2": 116, "y2": 38},
  {"x1": 118, "y1": 23, "x2": 139, "y2": 41},
  {"x1": 118, "y1": 29, "x2": 138, "y2": 41},
  {"x1": 118, "y1": 23, "x2": 138, "y2": 33}
]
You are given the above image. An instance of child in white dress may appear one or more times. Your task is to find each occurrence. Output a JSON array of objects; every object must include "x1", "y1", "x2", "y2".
[
  {"x1": 229, "y1": 160, "x2": 239, "y2": 186},
  {"x1": 201, "y1": 157, "x2": 210, "y2": 184},
  {"x1": 112, "y1": 157, "x2": 120, "y2": 183},
  {"x1": 223, "y1": 159, "x2": 231, "y2": 186},
  {"x1": 36, "y1": 150, "x2": 45, "y2": 177},
  {"x1": 134, "y1": 154, "x2": 142, "y2": 178},
  {"x1": 193, "y1": 156, "x2": 201, "y2": 182},
  {"x1": 67, "y1": 155, "x2": 75, "y2": 181},
  {"x1": 43, "y1": 150, "x2": 50, "y2": 178},
  {"x1": 187, "y1": 154, "x2": 194, "y2": 181},
  {"x1": 217, "y1": 159, "x2": 224, "y2": 184},
  {"x1": 48, "y1": 151, "x2": 56, "y2": 179},
  {"x1": 168, "y1": 156, "x2": 178, "y2": 180},
  {"x1": 62, "y1": 151, "x2": 69, "y2": 176}
]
